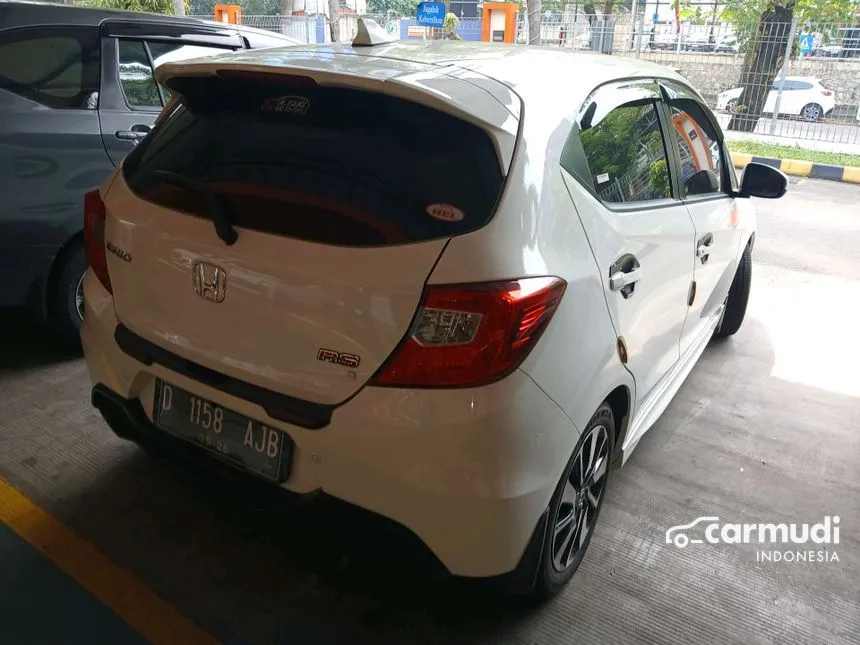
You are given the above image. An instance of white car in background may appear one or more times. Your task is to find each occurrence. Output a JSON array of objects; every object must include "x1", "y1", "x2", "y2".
[
  {"x1": 81, "y1": 20, "x2": 787, "y2": 597},
  {"x1": 716, "y1": 76, "x2": 836, "y2": 122}
]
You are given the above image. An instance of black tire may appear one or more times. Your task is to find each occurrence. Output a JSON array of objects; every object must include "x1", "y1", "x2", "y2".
[
  {"x1": 801, "y1": 102, "x2": 823, "y2": 122},
  {"x1": 714, "y1": 243, "x2": 752, "y2": 339},
  {"x1": 533, "y1": 403, "x2": 615, "y2": 597},
  {"x1": 48, "y1": 244, "x2": 86, "y2": 344}
]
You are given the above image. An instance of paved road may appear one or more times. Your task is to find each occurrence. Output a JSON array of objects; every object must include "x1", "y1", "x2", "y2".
[{"x1": 1, "y1": 177, "x2": 858, "y2": 644}]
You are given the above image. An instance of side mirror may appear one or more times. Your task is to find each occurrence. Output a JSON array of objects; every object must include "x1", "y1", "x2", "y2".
[{"x1": 737, "y1": 162, "x2": 788, "y2": 199}]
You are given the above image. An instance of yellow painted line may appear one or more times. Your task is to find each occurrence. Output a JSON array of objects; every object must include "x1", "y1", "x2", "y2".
[
  {"x1": 0, "y1": 476, "x2": 219, "y2": 645},
  {"x1": 841, "y1": 166, "x2": 860, "y2": 185},
  {"x1": 730, "y1": 151, "x2": 752, "y2": 168},
  {"x1": 779, "y1": 158, "x2": 813, "y2": 177}
]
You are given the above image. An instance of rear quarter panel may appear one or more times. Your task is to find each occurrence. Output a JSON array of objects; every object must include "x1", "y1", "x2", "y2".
[{"x1": 427, "y1": 100, "x2": 634, "y2": 465}]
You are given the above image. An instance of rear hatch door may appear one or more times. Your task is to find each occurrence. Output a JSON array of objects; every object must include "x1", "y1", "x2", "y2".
[{"x1": 104, "y1": 57, "x2": 518, "y2": 408}]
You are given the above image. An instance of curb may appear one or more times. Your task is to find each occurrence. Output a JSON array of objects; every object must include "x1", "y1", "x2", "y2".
[{"x1": 730, "y1": 152, "x2": 860, "y2": 185}]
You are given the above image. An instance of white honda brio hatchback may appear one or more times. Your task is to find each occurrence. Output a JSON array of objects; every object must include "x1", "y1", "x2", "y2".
[{"x1": 81, "y1": 20, "x2": 786, "y2": 596}]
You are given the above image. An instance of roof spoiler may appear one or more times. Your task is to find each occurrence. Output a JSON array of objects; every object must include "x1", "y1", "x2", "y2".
[{"x1": 352, "y1": 18, "x2": 397, "y2": 47}]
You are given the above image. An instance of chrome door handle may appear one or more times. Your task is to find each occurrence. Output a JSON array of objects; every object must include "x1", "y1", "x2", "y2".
[
  {"x1": 696, "y1": 233, "x2": 714, "y2": 263},
  {"x1": 609, "y1": 268, "x2": 642, "y2": 291}
]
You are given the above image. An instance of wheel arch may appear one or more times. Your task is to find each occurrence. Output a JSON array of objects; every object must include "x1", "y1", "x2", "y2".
[
  {"x1": 44, "y1": 231, "x2": 85, "y2": 318},
  {"x1": 606, "y1": 385, "x2": 632, "y2": 469}
]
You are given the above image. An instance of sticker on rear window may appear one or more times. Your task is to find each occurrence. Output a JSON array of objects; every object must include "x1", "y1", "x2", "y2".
[
  {"x1": 261, "y1": 95, "x2": 310, "y2": 115},
  {"x1": 596, "y1": 173, "x2": 610, "y2": 184},
  {"x1": 426, "y1": 203, "x2": 464, "y2": 222}
]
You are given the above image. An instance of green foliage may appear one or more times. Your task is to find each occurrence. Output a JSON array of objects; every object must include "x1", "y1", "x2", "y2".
[
  {"x1": 678, "y1": 0, "x2": 712, "y2": 25},
  {"x1": 648, "y1": 159, "x2": 670, "y2": 196},
  {"x1": 443, "y1": 12, "x2": 461, "y2": 39},
  {"x1": 87, "y1": 0, "x2": 188, "y2": 14},
  {"x1": 729, "y1": 140, "x2": 860, "y2": 168},
  {"x1": 367, "y1": 0, "x2": 420, "y2": 17},
  {"x1": 189, "y1": 0, "x2": 217, "y2": 15},
  {"x1": 721, "y1": 0, "x2": 857, "y2": 28}
]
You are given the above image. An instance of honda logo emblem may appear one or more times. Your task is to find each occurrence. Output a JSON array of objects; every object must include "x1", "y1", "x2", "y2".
[{"x1": 192, "y1": 260, "x2": 227, "y2": 303}]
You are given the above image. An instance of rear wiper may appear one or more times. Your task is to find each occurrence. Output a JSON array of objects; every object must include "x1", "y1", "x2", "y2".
[{"x1": 152, "y1": 171, "x2": 238, "y2": 246}]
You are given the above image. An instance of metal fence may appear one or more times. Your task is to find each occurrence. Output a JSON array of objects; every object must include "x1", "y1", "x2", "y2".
[{"x1": 210, "y1": 13, "x2": 860, "y2": 150}]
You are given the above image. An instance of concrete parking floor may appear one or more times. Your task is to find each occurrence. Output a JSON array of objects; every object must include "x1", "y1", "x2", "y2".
[{"x1": 1, "y1": 177, "x2": 858, "y2": 644}]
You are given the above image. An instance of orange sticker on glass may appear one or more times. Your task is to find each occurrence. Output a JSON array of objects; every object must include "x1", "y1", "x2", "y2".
[{"x1": 426, "y1": 203, "x2": 464, "y2": 222}]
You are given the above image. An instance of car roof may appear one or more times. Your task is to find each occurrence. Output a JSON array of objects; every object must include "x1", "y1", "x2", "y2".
[{"x1": 0, "y1": 0, "x2": 297, "y2": 42}]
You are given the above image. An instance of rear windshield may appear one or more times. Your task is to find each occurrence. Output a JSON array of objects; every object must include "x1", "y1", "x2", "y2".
[{"x1": 122, "y1": 75, "x2": 506, "y2": 247}]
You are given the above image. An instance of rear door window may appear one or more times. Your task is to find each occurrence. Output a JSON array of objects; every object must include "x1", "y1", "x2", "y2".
[
  {"x1": 0, "y1": 26, "x2": 100, "y2": 109},
  {"x1": 122, "y1": 77, "x2": 505, "y2": 247},
  {"x1": 569, "y1": 81, "x2": 673, "y2": 205},
  {"x1": 118, "y1": 40, "x2": 161, "y2": 109},
  {"x1": 118, "y1": 39, "x2": 237, "y2": 110}
]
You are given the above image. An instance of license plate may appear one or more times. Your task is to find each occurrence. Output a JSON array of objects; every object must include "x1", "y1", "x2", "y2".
[{"x1": 153, "y1": 379, "x2": 291, "y2": 482}]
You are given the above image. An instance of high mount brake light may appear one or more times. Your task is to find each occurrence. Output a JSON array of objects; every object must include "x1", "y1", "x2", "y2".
[
  {"x1": 215, "y1": 70, "x2": 318, "y2": 86},
  {"x1": 372, "y1": 277, "x2": 567, "y2": 388},
  {"x1": 84, "y1": 190, "x2": 112, "y2": 294}
]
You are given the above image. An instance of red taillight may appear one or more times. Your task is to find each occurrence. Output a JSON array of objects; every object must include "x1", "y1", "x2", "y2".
[
  {"x1": 83, "y1": 189, "x2": 112, "y2": 294},
  {"x1": 822, "y1": 90, "x2": 833, "y2": 96},
  {"x1": 372, "y1": 277, "x2": 567, "y2": 388}
]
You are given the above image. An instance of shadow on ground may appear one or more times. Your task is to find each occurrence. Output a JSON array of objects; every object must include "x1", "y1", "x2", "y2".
[
  {"x1": 0, "y1": 310, "x2": 82, "y2": 371},
  {"x1": 3, "y1": 297, "x2": 858, "y2": 645}
]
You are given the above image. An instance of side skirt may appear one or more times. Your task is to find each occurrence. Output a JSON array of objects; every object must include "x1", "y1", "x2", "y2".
[{"x1": 620, "y1": 306, "x2": 724, "y2": 464}]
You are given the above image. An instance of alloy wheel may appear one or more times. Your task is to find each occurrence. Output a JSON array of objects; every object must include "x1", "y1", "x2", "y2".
[
  {"x1": 550, "y1": 424, "x2": 611, "y2": 572},
  {"x1": 74, "y1": 274, "x2": 85, "y2": 321},
  {"x1": 802, "y1": 104, "x2": 821, "y2": 122}
]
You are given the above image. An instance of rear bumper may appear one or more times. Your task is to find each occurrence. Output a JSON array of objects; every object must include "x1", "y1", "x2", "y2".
[{"x1": 81, "y1": 272, "x2": 578, "y2": 582}]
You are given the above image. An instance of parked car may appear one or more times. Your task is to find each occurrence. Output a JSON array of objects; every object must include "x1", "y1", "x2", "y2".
[
  {"x1": 0, "y1": 0, "x2": 300, "y2": 342},
  {"x1": 682, "y1": 32, "x2": 715, "y2": 52},
  {"x1": 714, "y1": 36, "x2": 739, "y2": 53},
  {"x1": 716, "y1": 76, "x2": 836, "y2": 122},
  {"x1": 82, "y1": 21, "x2": 787, "y2": 596},
  {"x1": 650, "y1": 31, "x2": 678, "y2": 50}
]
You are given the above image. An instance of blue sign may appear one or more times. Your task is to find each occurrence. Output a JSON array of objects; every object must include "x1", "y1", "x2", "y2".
[
  {"x1": 799, "y1": 34, "x2": 815, "y2": 55},
  {"x1": 417, "y1": 1, "x2": 445, "y2": 27}
]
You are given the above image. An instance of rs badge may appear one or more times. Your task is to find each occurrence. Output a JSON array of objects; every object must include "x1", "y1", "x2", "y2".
[{"x1": 317, "y1": 348, "x2": 361, "y2": 368}]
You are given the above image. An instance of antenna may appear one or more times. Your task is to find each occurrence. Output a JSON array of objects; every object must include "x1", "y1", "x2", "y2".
[{"x1": 352, "y1": 18, "x2": 397, "y2": 47}]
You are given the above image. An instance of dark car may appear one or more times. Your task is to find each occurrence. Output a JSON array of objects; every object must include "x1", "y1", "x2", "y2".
[{"x1": 0, "y1": 1, "x2": 300, "y2": 341}]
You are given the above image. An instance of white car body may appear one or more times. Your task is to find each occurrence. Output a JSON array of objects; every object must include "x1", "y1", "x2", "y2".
[
  {"x1": 716, "y1": 76, "x2": 836, "y2": 121},
  {"x1": 81, "y1": 33, "x2": 766, "y2": 592}
]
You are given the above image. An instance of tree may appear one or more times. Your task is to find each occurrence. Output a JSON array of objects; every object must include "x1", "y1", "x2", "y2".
[
  {"x1": 526, "y1": 0, "x2": 542, "y2": 44},
  {"x1": 87, "y1": 0, "x2": 186, "y2": 12},
  {"x1": 443, "y1": 12, "x2": 462, "y2": 39},
  {"x1": 366, "y1": 0, "x2": 419, "y2": 16},
  {"x1": 722, "y1": 0, "x2": 857, "y2": 132},
  {"x1": 328, "y1": 0, "x2": 339, "y2": 41}
]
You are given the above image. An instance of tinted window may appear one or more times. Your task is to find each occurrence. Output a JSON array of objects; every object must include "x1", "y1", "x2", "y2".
[
  {"x1": 667, "y1": 100, "x2": 724, "y2": 196},
  {"x1": 118, "y1": 40, "x2": 160, "y2": 109},
  {"x1": 0, "y1": 26, "x2": 100, "y2": 109},
  {"x1": 118, "y1": 40, "x2": 237, "y2": 110},
  {"x1": 579, "y1": 101, "x2": 672, "y2": 204},
  {"x1": 146, "y1": 42, "x2": 236, "y2": 102},
  {"x1": 123, "y1": 78, "x2": 505, "y2": 247}
]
